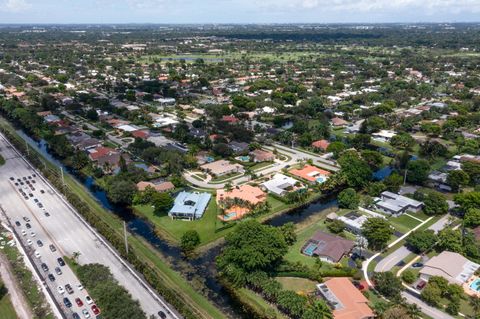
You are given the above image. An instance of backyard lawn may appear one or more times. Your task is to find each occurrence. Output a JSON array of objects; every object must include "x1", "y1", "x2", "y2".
[
  {"x1": 388, "y1": 214, "x2": 423, "y2": 234},
  {"x1": 276, "y1": 277, "x2": 318, "y2": 294},
  {"x1": 134, "y1": 199, "x2": 236, "y2": 245}
]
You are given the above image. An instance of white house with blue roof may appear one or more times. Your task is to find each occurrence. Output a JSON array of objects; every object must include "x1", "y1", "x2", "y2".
[{"x1": 168, "y1": 191, "x2": 212, "y2": 220}]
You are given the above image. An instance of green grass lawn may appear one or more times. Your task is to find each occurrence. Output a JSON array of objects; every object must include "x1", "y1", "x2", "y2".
[
  {"x1": 276, "y1": 277, "x2": 318, "y2": 294},
  {"x1": 0, "y1": 292, "x2": 16, "y2": 319},
  {"x1": 210, "y1": 172, "x2": 243, "y2": 183},
  {"x1": 388, "y1": 214, "x2": 422, "y2": 234},
  {"x1": 0, "y1": 154, "x2": 5, "y2": 166},
  {"x1": 134, "y1": 200, "x2": 237, "y2": 245},
  {"x1": 235, "y1": 288, "x2": 288, "y2": 319}
]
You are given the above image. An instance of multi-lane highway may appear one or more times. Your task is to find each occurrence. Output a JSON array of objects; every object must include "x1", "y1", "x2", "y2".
[{"x1": 0, "y1": 133, "x2": 180, "y2": 319}]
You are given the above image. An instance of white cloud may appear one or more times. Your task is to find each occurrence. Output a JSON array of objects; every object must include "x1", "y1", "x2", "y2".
[{"x1": 1, "y1": 0, "x2": 31, "y2": 12}]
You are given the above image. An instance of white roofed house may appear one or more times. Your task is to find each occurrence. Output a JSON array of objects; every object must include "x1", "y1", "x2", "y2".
[
  {"x1": 375, "y1": 191, "x2": 423, "y2": 217},
  {"x1": 262, "y1": 174, "x2": 302, "y2": 196},
  {"x1": 372, "y1": 130, "x2": 396, "y2": 143}
]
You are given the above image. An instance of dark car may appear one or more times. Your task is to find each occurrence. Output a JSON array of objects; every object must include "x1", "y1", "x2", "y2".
[
  {"x1": 15, "y1": 221, "x2": 20, "y2": 226},
  {"x1": 37, "y1": 240, "x2": 43, "y2": 247},
  {"x1": 23, "y1": 217, "x2": 30, "y2": 222},
  {"x1": 412, "y1": 262, "x2": 423, "y2": 268},
  {"x1": 44, "y1": 211, "x2": 50, "y2": 217},
  {"x1": 9, "y1": 177, "x2": 14, "y2": 181},
  {"x1": 41, "y1": 263, "x2": 49, "y2": 272},
  {"x1": 91, "y1": 305, "x2": 100, "y2": 315},
  {"x1": 48, "y1": 274, "x2": 55, "y2": 282},
  {"x1": 158, "y1": 311, "x2": 166, "y2": 319},
  {"x1": 75, "y1": 298, "x2": 83, "y2": 307},
  {"x1": 63, "y1": 297, "x2": 72, "y2": 308},
  {"x1": 40, "y1": 189, "x2": 45, "y2": 194},
  {"x1": 49, "y1": 244, "x2": 56, "y2": 252},
  {"x1": 72, "y1": 313, "x2": 80, "y2": 319},
  {"x1": 26, "y1": 223, "x2": 31, "y2": 229},
  {"x1": 57, "y1": 257, "x2": 65, "y2": 266},
  {"x1": 65, "y1": 284, "x2": 74, "y2": 295},
  {"x1": 416, "y1": 281, "x2": 427, "y2": 290},
  {"x1": 34, "y1": 199, "x2": 39, "y2": 203}
]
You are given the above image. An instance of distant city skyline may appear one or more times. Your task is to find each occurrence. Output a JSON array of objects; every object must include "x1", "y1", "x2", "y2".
[{"x1": 0, "y1": 0, "x2": 479, "y2": 24}]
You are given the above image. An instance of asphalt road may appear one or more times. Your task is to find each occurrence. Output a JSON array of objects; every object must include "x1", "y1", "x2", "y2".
[
  {"x1": 402, "y1": 290, "x2": 455, "y2": 319},
  {"x1": 0, "y1": 134, "x2": 180, "y2": 319},
  {"x1": 374, "y1": 246, "x2": 411, "y2": 273}
]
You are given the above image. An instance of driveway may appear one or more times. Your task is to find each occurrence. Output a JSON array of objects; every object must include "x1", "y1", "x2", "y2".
[
  {"x1": 375, "y1": 246, "x2": 411, "y2": 272},
  {"x1": 428, "y1": 215, "x2": 451, "y2": 234}
]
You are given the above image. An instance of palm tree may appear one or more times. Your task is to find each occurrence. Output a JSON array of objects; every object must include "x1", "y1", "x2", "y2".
[
  {"x1": 404, "y1": 303, "x2": 422, "y2": 319},
  {"x1": 72, "y1": 251, "x2": 81, "y2": 264},
  {"x1": 470, "y1": 295, "x2": 480, "y2": 317}
]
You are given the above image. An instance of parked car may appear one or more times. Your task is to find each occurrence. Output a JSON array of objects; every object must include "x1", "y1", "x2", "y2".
[
  {"x1": 15, "y1": 221, "x2": 20, "y2": 226},
  {"x1": 82, "y1": 309, "x2": 90, "y2": 318},
  {"x1": 41, "y1": 263, "x2": 49, "y2": 272},
  {"x1": 25, "y1": 223, "x2": 31, "y2": 229},
  {"x1": 91, "y1": 305, "x2": 100, "y2": 315},
  {"x1": 55, "y1": 267, "x2": 62, "y2": 275},
  {"x1": 58, "y1": 286, "x2": 65, "y2": 294},
  {"x1": 85, "y1": 295, "x2": 93, "y2": 305},
  {"x1": 412, "y1": 262, "x2": 423, "y2": 268},
  {"x1": 75, "y1": 298, "x2": 84, "y2": 307},
  {"x1": 65, "y1": 284, "x2": 74, "y2": 294},
  {"x1": 158, "y1": 311, "x2": 167, "y2": 319},
  {"x1": 34, "y1": 251, "x2": 41, "y2": 258},
  {"x1": 63, "y1": 297, "x2": 72, "y2": 308},
  {"x1": 49, "y1": 244, "x2": 56, "y2": 252},
  {"x1": 57, "y1": 257, "x2": 65, "y2": 266},
  {"x1": 37, "y1": 240, "x2": 43, "y2": 247},
  {"x1": 48, "y1": 274, "x2": 55, "y2": 282},
  {"x1": 416, "y1": 281, "x2": 427, "y2": 290}
]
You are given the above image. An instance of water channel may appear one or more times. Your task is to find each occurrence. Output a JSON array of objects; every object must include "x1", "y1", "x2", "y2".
[{"x1": 17, "y1": 130, "x2": 338, "y2": 318}]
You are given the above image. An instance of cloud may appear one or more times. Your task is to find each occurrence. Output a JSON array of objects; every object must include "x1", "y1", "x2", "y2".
[{"x1": 1, "y1": 0, "x2": 31, "y2": 12}]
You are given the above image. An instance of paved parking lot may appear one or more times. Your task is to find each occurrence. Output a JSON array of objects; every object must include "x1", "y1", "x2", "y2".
[{"x1": 0, "y1": 134, "x2": 179, "y2": 319}]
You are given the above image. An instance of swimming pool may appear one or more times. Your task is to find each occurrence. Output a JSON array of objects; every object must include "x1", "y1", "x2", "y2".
[
  {"x1": 303, "y1": 243, "x2": 317, "y2": 256},
  {"x1": 470, "y1": 278, "x2": 480, "y2": 292},
  {"x1": 316, "y1": 176, "x2": 327, "y2": 184}
]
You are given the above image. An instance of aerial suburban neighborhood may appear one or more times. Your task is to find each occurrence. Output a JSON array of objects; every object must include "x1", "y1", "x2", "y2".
[{"x1": 0, "y1": 8, "x2": 480, "y2": 319}]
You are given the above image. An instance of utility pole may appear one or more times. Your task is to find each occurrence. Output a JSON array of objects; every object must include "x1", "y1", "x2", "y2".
[
  {"x1": 403, "y1": 169, "x2": 408, "y2": 185},
  {"x1": 25, "y1": 140, "x2": 29, "y2": 156},
  {"x1": 123, "y1": 221, "x2": 129, "y2": 255}
]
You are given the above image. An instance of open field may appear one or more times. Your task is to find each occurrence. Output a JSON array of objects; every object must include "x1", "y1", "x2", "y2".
[{"x1": 276, "y1": 277, "x2": 317, "y2": 294}]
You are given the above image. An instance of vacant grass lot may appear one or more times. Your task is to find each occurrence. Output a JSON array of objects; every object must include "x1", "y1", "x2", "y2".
[
  {"x1": 276, "y1": 277, "x2": 317, "y2": 294},
  {"x1": 388, "y1": 214, "x2": 422, "y2": 234}
]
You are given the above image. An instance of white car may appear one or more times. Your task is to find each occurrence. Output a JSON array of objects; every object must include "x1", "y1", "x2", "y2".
[
  {"x1": 26, "y1": 239, "x2": 33, "y2": 245},
  {"x1": 30, "y1": 232, "x2": 36, "y2": 237},
  {"x1": 21, "y1": 230, "x2": 27, "y2": 236},
  {"x1": 85, "y1": 295, "x2": 93, "y2": 305},
  {"x1": 82, "y1": 309, "x2": 90, "y2": 318},
  {"x1": 34, "y1": 251, "x2": 41, "y2": 258},
  {"x1": 77, "y1": 283, "x2": 84, "y2": 291},
  {"x1": 57, "y1": 286, "x2": 65, "y2": 294}
]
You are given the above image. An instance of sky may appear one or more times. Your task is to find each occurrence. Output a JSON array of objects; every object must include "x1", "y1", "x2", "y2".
[{"x1": 0, "y1": 0, "x2": 480, "y2": 24}]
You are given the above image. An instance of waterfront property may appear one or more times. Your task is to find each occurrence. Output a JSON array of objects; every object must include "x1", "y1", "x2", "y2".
[
  {"x1": 301, "y1": 230, "x2": 355, "y2": 263},
  {"x1": 261, "y1": 173, "x2": 302, "y2": 196},
  {"x1": 289, "y1": 165, "x2": 331, "y2": 184},
  {"x1": 375, "y1": 191, "x2": 423, "y2": 217},
  {"x1": 336, "y1": 212, "x2": 369, "y2": 235},
  {"x1": 136, "y1": 180, "x2": 175, "y2": 193},
  {"x1": 216, "y1": 185, "x2": 266, "y2": 221},
  {"x1": 250, "y1": 149, "x2": 275, "y2": 162},
  {"x1": 420, "y1": 251, "x2": 479, "y2": 286},
  {"x1": 168, "y1": 191, "x2": 212, "y2": 220},
  {"x1": 317, "y1": 277, "x2": 374, "y2": 319}
]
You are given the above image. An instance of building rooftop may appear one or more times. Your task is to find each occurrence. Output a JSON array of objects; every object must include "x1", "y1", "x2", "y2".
[
  {"x1": 262, "y1": 173, "x2": 299, "y2": 195},
  {"x1": 217, "y1": 184, "x2": 266, "y2": 206},
  {"x1": 289, "y1": 165, "x2": 331, "y2": 183},
  {"x1": 420, "y1": 251, "x2": 480, "y2": 284},
  {"x1": 303, "y1": 231, "x2": 354, "y2": 262},
  {"x1": 169, "y1": 191, "x2": 212, "y2": 219}
]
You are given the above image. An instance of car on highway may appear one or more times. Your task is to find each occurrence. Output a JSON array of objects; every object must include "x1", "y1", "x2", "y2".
[
  {"x1": 57, "y1": 286, "x2": 65, "y2": 294},
  {"x1": 15, "y1": 221, "x2": 20, "y2": 226},
  {"x1": 37, "y1": 240, "x2": 43, "y2": 247},
  {"x1": 57, "y1": 257, "x2": 66, "y2": 266},
  {"x1": 82, "y1": 309, "x2": 90, "y2": 318},
  {"x1": 65, "y1": 284, "x2": 74, "y2": 294},
  {"x1": 49, "y1": 244, "x2": 56, "y2": 252},
  {"x1": 91, "y1": 305, "x2": 100, "y2": 315},
  {"x1": 158, "y1": 311, "x2": 166, "y2": 319},
  {"x1": 55, "y1": 267, "x2": 62, "y2": 275},
  {"x1": 75, "y1": 298, "x2": 83, "y2": 307},
  {"x1": 48, "y1": 274, "x2": 55, "y2": 282},
  {"x1": 41, "y1": 263, "x2": 49, "y2": 272},
  {"x1": 26, "y1": 239, "x2": 32, "y2": 245},
  {"x1": 72, "y1": 313, "x2": 80, "y2": 319},
  {"x1": 34, "y1": 251, "x2": 41, "y2": 258},
  {"x1": 63, "y1": 297, "x2": 72, "y2": 308},
  {"x1": 25, "y1": 223, "x2": 31, "y2": 229},
  {"x1": 85, "y1": 295, "x2": 93, "y2": 305}
]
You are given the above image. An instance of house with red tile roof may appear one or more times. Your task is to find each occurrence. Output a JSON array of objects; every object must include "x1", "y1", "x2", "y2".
[
  {"x1": 217, "y1": 185, "x2": 267, "y2": 221},
  {"x1": 136, "y1": 181, "x2": 175, "y2": 193},
  {"x1": 331, "y1": 117, "x2": 349, "y2": 127},
  {"x1": 317, "y1": 278, "x2": 374, "y2": 319},
  {"x1": 311, "y1": 139, "x2": 330, "y2": 151},
  {"x1": 289, "y1": 165, "x2": 331, "y2": 183},
  {"x1": 88, "y1": 147, "x2": 117, "y2": 161},
  {"x1": 221, "y1": 115, "x2": 239, "y2": 124},
  {"x1": 132, "y1": 130, "x2": 150, "y2": 139}
]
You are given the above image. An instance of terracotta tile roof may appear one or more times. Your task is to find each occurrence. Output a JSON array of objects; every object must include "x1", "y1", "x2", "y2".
[
  {"x1": 132, "y1": 130, "x2": 149, "y2": 139},
  {"x1": 311, "y1": 139, "x2": 330, "y2": 150},
  {"x1": 289, "y1": 165, "x2": 331, "y2": 182},
  {"x1": 216, "y1": 185, "x2": 266, "y2": 206},
  {"x1": 88, "y1": 147, "x2": 117, "y2": 161},
  {"x1": 324, "y1": 278, "x2": 374, "y2": 319}
]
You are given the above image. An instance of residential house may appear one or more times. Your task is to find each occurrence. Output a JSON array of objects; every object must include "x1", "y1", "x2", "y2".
[
  {"x1": 201, "y1": 160, "x2": 244, "y2": 177},
  {"x1": 331, "y1": 117, "x2": 348, "y2": 127},
  {"x1": 428, "y1": 171, "x2": 452, "y2": 191},
  {"x1": 262, "y1": 173, "x2": 301, "y2": 196},
  {"x1": 420, "y1": 251, "x2": 479, "y2": 285},
  {"x1": 311, "y1": 139, "x2": 330, "y2": 152},
  {"x1": 302, "y1": 231, "x2": 355, "y2": 263},
  {"x1": 375, "y1": 191, "x2": 423, "y2": 216},
  {"x1": 336, "y1": 212, "x2": 369, "y2": 235},
  {"x1": 168, "y1": 191, "x2": 212, "y2": 220},
  {"x1": 229, "y1": 141, "x2": 249, "y2": 154},
  {"x1": 136, "y1": 180, "x2": 175, "y2": 193},
  {"x1": 317, "y1": 278, "x2": 374, "y2": 319},
  {"x1": 217, "y1": 185, "x2": 266, "y2": 221},
  {"x1": 250, "y1": 149, "x2": 275, "y2": 162},
  {"x1": 289, "y1": 165, "x2": 331, "y2": 184},
  {"x1": 372, "y1": 130, "x2": 396, "y2": 143}
]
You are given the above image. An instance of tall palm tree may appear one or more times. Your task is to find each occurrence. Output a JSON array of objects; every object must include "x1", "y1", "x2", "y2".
[{"x1": 404, "y1": 303, "x2": 422, "y2": 319}]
